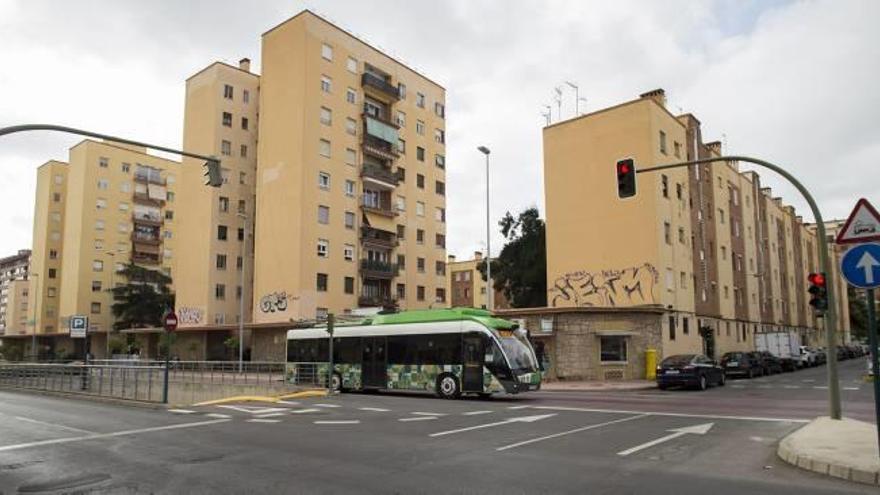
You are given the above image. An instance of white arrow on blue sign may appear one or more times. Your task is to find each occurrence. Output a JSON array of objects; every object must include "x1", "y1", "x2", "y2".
[{"x1": 840, "y1": 243, "x2": 880, "y2": 289}]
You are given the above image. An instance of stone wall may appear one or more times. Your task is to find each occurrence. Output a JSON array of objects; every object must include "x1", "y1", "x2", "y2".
[{"x1": 252, "y1": 329, "x2": 288, "y2": 362}]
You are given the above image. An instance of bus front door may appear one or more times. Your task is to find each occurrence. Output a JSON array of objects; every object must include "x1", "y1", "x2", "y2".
[
  {"x1": 462, "y1": 333, "x2": 484, "y2": 393},
  {"x1": 362, "y1": 337, "x2": 387, "y2": 389}
]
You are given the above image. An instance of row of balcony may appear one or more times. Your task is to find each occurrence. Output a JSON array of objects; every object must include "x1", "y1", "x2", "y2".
[
  {"x1": 360, "y1": 163, "x2": 399, "y2": 187},
  {"x1": 361, "y1": 226, "x2": 398, "y2": 249},
  {"x1": 132, "y1": 213, "x2": 163, "y2": 226},
  {"x1": 361, "y1": 72, "x2": 400, "y2": 101},
  {"x1": 359, "y1": 259, "x2": 398, "y2": 279},
  {"x1": 133, "y1": 172, "x2": 166, "y2": 186},
  {"x1": 357, "y1": 294, "x2": 397, "y2": 308}
]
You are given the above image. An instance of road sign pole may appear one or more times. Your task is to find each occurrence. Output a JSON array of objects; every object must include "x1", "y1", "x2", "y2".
[
  {"x1": 866, "y1": 288, "x2": 880, "y2": 458},
  {"x1": 162, "y1": 328, "x2": 170, "y2": 404}
]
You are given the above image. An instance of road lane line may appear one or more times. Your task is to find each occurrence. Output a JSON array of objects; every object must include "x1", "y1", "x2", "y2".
[
  {"x1": 813, "y1": 386, "x2": 829, "y2": 390},
  {"x1": 411, "y1": 412, "x2": 446, "y2": 416},
  {"x1": 430, "y1": 414, "x2": 556, "y2": 438},
  {"x1": 496, "y1": 414, "x2": 648, "y2": 452},
  {"x1": 314, "y1": 403, "x2": 341, "y2": 408},
  {"x1": 0, "y1": 419, "x2": 230, "y2": 453},
  {"x1": 507, "y1": 405, "x2": 530, "y2": 410},
  {"x1": 843, "y1": 387, "x2": 860, "y2": 391},
  {"x1": 617, "y1": 422, "x2": 714, "y2": 456},
  {"x1": 255, "y1": 413, "x2": 285, "y2": 418},
  {"x1": 205, "y1": 413, "x2": 232, "y2": 419},
  {"x1": 168, "y1": 409, "x2": 197, "y2": 414},
  {"x1": 277, "y1": 401, "x2": 300, "y2": 406},
  {"x1": 526, "y1": 405, "x2": 809, "y2": 423},
  {"x1": 802, "y1": 379, "x2": 815, "y2": 383},
  {"x1": 400, "y1": 416, "x2": 438, "y2": 422},
  {"x1": 462, "y1": 410, "x2": 493, "y2": 416},
  {"x1": 314, "y1": 420, "x2": 360, "y2": 425},
  {"x1": 289, "y1": 408, "x2": 322, "y2": 414},
  {"x1": 247, "y1": 419, "x2": 281, "y2": 423},
  {"x1": 14, "y1": 416, "x2": 96, "y2": 435},
  {"x1": 358, "y1": 407, "x2": 391, "y2": 412},
  {"x1": 783, "y1": 385, "x2": 801, "y2": 389}
]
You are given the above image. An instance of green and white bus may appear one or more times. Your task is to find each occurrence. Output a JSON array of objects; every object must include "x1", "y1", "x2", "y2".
[{"x1": 286, "y1": 308, "x2": 542, "y2": 399}]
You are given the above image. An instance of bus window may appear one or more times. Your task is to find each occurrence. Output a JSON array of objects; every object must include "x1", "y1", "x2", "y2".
[{"x1": 333, "y1": 337, "x2": 361, "y2": 364}]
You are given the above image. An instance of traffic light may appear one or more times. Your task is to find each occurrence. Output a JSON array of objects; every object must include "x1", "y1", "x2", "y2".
[
  {"x1": 203, "y1": 159, "x2": 223, "y2": 187},
  {"x1": 807, "y1": 272, "x2": 828, "y2": 315},
  {"x1": 616, "y1": 158, "x2": 637, "y2": 198}
]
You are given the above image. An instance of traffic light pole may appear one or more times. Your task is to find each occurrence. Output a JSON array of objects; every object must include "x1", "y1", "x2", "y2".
[
  {"x1": 638, "y1": 155, "x2": 842, "y2": 420},
  {"x1": 866, "y1": 288, "x2": 880, "y2": 456}
]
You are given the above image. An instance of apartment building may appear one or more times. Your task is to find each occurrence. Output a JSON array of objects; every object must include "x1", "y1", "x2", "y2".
[
  {"x1": 0, "y1": 249, "x2": 31, "y2": 335},
  {"x1": 543, "y1": 89, "x2": 849, "y2": 361},
  {"x1": 25, "y1": 141, "x2": 179, "y2": 359},
  {"x1": 174, "y1": 58, "x2": 259, "y2": 358},
  {"x1": 254, "y1": 11, "x2": 447, "y2": 324},
  {"x1": 446, "y1": 252, "x2": 509, "y2": 310}
]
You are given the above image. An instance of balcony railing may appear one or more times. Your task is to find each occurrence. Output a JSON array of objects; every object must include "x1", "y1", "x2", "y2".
[
  {"x1": 132, "y1": 252, "x2": 161, "y2": 265},
  {"x1": 133, "y1": 191, "x2": 164, "y2": 206},
  {"x1": 133, "y1": 173, "x2": 166, "y2": 186},
  {"x1": 132, "y1": 213, "x2": 163, "y2": 226},
  {"x1": 362, "y1": 134, "x2": 399, "y2": 160},
  {"x1": 360, "y1": 202, "x2": 398, "y2": 218},
  {"x1": 361, "y1": 226, "x2": 398, "y2": 248},
  {"x1": 358, "y1": 294, "x2": 397, "y2": 308},
  {"x1": 359, "y1": 259, "x2": 398, "y2": 279},
  {"x1": 131, "y1": 232, "x2": 161, "y2": 245},
  {"x1": 361, "y1": 72, "x2": 400, "y2": 100},
  {"x1": 361, "y1": 163, "x2": 399, "y2": 187}
]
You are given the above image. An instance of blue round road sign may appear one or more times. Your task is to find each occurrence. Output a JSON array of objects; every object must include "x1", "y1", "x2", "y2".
[{"x1": 840, "y1": 243, "x2": 880, "y2": 289}]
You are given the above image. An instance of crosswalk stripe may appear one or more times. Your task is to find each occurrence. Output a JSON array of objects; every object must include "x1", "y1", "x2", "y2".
[
  {"x1": 400, "y1": 417, "x2": 438, "y2": 422},
  {"x1": 314, "y1": 420, "x2": 360, "y2": 425},
  {"x1": 358, "y1": 407, "x2": 391, "y2": 412},
  {"x1": 314, "y1": 403, "x2": 341, "y2": 408},
  {"x1": 843, "y1": 387, "x2": 860, "y2": 391},
  {"x1": 462, "y1": 410, "x2": 493, "y2": 416},
  {"x1": 256, "y1": 413, "x2": 286, "y2": 418},
  {"x1": 247, "y1": 419, "x2": 281, "y2": 423},
  {"x1": 205, "y1": 413, "x2": 232, "y2": 419},
  {"x1": 168, "y1": 409, "x2": 196, "y2": 414},
  {"x1": 411, "y1": 412, "x2": 446, "y2": 416},
  {"x1": 290, "y1": 408, "x2": 322, "y2": 414}
]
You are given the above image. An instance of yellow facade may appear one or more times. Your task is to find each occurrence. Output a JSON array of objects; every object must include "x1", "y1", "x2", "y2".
[
  {"x1": 30, "y1": 160, "x2": 68, "y2": 334},
  {"x1": 543, "y1": 89, "x2": 850, "y2": 359},
  {"x1": 445, "y1": 253, "x2": 508, "y2": 310},
  {"x1": 176, "y1": 60, "x2": 258, "y2": 328},
  {"x1": 254, "y1": 11, "x2": 447, "y2": 322},
  {"x1": 4, "y1": 279, "x2": 30, "y2": 335}
]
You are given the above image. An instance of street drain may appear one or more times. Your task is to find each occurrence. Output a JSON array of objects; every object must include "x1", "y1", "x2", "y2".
[{"x1": 18, "y1": 473, "x2": 111, "y2": 493}]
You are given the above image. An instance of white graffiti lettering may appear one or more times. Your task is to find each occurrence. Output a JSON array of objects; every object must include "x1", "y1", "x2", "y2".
[{"x1": 178, "y1": 307, "x2": 204, "y2": 324}]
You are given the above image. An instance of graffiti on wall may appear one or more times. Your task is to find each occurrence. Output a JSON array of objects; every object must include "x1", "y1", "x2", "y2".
[
  {"x1": 178, "y1": 307, "x2": 204, "y2": 325},
  {"x1": 260, "y1": 291, "x2": 297, "y2": 313},
  {"x1": 549, "y1": 263, "x2": 659, "y2": 307}
]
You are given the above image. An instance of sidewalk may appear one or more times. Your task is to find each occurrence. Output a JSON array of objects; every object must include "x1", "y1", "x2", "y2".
[
  {"x1": 778, "y1": 416, "x2": 880, "y2": 486},
  {"x1": 540, "y1": 380, "x2": 656, "y2": 392}
]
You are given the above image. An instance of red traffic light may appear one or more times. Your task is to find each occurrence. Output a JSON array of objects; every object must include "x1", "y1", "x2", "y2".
[
  {"x1": 808, "y1": 273, "x2": 826, "y2": 286},
  {"x1": 618, "y1": 163, "x2": 630, "y2": 175}
]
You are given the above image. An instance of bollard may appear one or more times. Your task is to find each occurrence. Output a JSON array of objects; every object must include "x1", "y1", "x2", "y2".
[{"x1": 645, "y1": 349, "x2": 657, "y2": 380}]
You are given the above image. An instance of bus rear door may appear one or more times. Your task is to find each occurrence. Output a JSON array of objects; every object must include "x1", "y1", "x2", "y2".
[
  {"x1": 462, "y1": 332, "x2": 484, "y2": 392},
  {"x1": 362, "y1": 337, "x2": 387, "y2": 388}
]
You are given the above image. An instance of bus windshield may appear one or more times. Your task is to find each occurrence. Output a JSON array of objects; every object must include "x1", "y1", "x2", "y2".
[{"x1": 498, "y1": 331, "x2": 539, "y2": 373}]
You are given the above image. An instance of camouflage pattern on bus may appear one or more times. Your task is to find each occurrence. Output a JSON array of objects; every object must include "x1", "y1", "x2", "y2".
[{"x1": 386, "y1": 364, "x2": 462, "y2": 391}]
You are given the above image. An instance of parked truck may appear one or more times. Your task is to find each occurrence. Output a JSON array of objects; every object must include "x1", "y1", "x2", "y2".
[{"x1": 755, "y1": 331, "x2": 802, "y2": 371}]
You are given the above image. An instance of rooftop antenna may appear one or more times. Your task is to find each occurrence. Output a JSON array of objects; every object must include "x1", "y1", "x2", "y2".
[
  {"x1": 578, "y1": 97, "x2": 587, "y2": 115},
  {"x1": 565, "y1": 81, "x2": 579, "y2": 116},
  {"x1": 541, "y1": 108, "x2": 551, "y2": 126},
  {"x1": 544, "y1": 105, "x2": 552, "y2": 124},
  {"x1": 554, "y1": 86, "x2": 563, "y2": 121}
]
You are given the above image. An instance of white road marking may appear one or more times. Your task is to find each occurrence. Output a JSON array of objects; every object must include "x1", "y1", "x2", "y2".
[
  {"x1": 496, "y1": 414, "x2": 647, "y2": 452},
  {"x1": 277, "y1": 401, "x2": 301, "y2": 406},
  {"x1": 813, "y1": 386, "x2": 829, "y2": 390},
  {"x1": 358, "y1": 407, "x2": 391, "y2": 412},
  {"x1": 290, "y1": 408, "x2": 322, "y2": 414},
  {"x1": 216, "y1": 405, "x2": 286, "y2": 415},
  {"x1": 844, "y1": 387, "x2": 860, "y2": 391},
  {"x1": 314, "y1": 420, "x2": 360, "y2": 425},
  {"x1": 400, "y1": 416, "x2": 438, "y2": 422},
  {"x1": 783, "y1": 385, "x2": 801, "y2": 389},
  {"x1": 411, "y1": 412, "x2": 446, "y2": 416},
  {"x1": 205, "y1": 413, "x2": 232, "y2": 419},
  {"x1": 0, "y1": 419, "x2": 230, "y2": 453},
  {"x1": 247, "y1": 419, "x2": 281, "y2": 423},
  {"x1": 255, "y1": 413, "x2": 286, "y2": 418},
  {"x1": 14, "y1": 416, "x2": 96, "y2": 435},
  {"x1": 314, "y1": 403, "x2": 341, "y2": 408},
  {"x1": 168, "y1": 409, "x2": 197, "y2": 415},
  {"x1": 430, "y1": 414, "x2": 556, "y2": 438},
  {"x1": 617, "y1": 423, "x2": 714, "y2": 456},
  {"x1": 507, "y1": 405, "x2": 530, "y2": 410},
  {"x1": 462, "y1": 410, "x2": 493, "y2": 416},
  {"x1": 802, "y1": 379, "x2": 816, "y2": 383},
  {"x1": 526, "y1": 405, "x2": 809, "y2": 423}
]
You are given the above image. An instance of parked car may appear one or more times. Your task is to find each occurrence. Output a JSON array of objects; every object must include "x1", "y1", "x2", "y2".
[
  {"x1": 720, "y1": 351, "x2": 763, "y2": 379},
  {"x1": 836, "y1": 346, "x2": 849, "y2": 361},
  {"x1": 751, "y1": 351, "x2": 783, "y2": 375},
  {"x1": 656, "y1": 354, "x2": 725, "y2": 391},
  {"x1": 797, "y1": 346, "x2": 817, "y2": 368},
  {"x1": 812, "y1": 347, "x2": 827, "y2": 365}
]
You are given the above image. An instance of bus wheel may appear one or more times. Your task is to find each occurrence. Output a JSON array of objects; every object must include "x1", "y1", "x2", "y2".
[
  {"x1": 437, "y1": 374, "x2": 461, "y2": 400},
  {"x1": 331, "y1": 372, "x2": 342, "y2": 392}
]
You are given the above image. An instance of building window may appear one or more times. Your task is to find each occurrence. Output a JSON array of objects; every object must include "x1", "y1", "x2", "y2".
[
  {"x1": 223, "y1": 84, "x2": 233, "y2": 99},
  {"x1": 416, "y1": 174, "x2": 425, "y2": 189},
  {"x1": 346, "y1": 87, "x2": 356, "y2": 104},
  {"x1": 318, "y1": 172, "x2": 331, "y2": 190},
  {"x1": 398, "y1": 83, "x2": 407, "y2": 99},
  {"x1": 673, "y1": 141, "x2": 681, "y2": 158},
  {"x1": 416, "y1": 92, "x2": 425, "y2": 108},
  {"x1": 317, "y1": 273, "x2": 328, "y2": 292},
  {"x1": 436, "y1": 208, "x2": 446, "y2": 223},
  {"x1": 436, "y1": 288, "x2": 446, "y2": 303},
  {"x1": 120, "y1": 162, "x2": 131, "y2": 174},
  {"x1": 93, "y1": 260, "x2": 104, "y2": 272},
  {"x1": 416, "y1": 229, "x2": 425, "y2": 244},
  {"x1": 47, "y1": 268, "x2": 57, "y2": 279},
  {"x1": 417, "y1": 285, "x2": 425, "y2": 301},
  {"x1": 344, "y1": 276, "x2": 355, "y2": 295},
  {"x1": 217, "y1": 225, "x2": 228, "y2": 241},
  {"x1": 344, "y1": 244, "x2": 354, "y2": 262},
  {"x1": 49, "y1": 249, "x2": 58, "y2": 260},
  {"x1": 321, "y1": 75, "x2": 332, "y2": 93},
  {"x1": 396, "y1": 225, "x2": 406, "y2": 240},
  {"x1": 346, "y1": 118, "x2": 357, "y2": 136},
  {"x1": 239, "y1": 172, "x2": 246, "y2": 185},
  {"x1": 317, "y1": 239, "x2": 329, "y2": 258},
  {"x1": 118, "y1": 202, "x2": 129, "y2": 212},
  {"x1": 600, "y1": 336, "x2": 627, "y2": 362},
  {"x1": 416, "y1": 147, "x2": 425, "y2": 162},
  {"x1": 53, "y1": 193, "x2": 61, "y2": 202},
  {"x1": 398, "y1": 138, "x2": 406, "y2": 154},
  {"x1": 678, "y1": 227, "x2": 685, "y2": 244},
  {"x1": 417, "y1": 257, "x2": 426, "y2": 273},
  {"x1": 664, "y1": 222, "x2": 671, "y2": 244},
  {"x1": 435, "y1": 181, "x2": 445, "y2": 196},
  {"x1": 215, "y1": 284, "x2": 226, "y2": 300},
  {"x1": 344, "y1": 180, "x2": 355, "y2": 197},
  {"x1": 435, "y1": 154, "x2": 445, "y2": 169},
  {"x1": 434, "y1": 129, "x2": 445, "y2": 144},
  {"x1": 416, "y1": 120, "x2": 425, "y2": 135},
  {"x1": 416, "y1": 201, "x2": 425, "y2": 217},
  {"x1": 319, "y1": 139, "x2": 331, "y2": 158},
  {"x1": 96, "y1": 198, "x2": 107, "y2": 209},
  {"x1": 661, "y1": 174, "x2": 669, "y2": 198},
  {"x1": 318, "y1": 205, "x2": 330, "y2": 224},
  {"x1": 91, "y1": 302, "x2": 101, "y2": 314},
  {"x1": 435, "y1": 260, "x2": 446, "y2": 275},
  {"x1": 344, "y1": 211, "x2": 355, "y2": 229},
  {"x1": 345, "y1": 148, "x2": 356, "y2": 166},
  {"x1": 680, "y1": 272, "x2": 687, "y2": 289},
  {"x1": 321, "y1": 43, "x2": 333, "y2": 61},
  {"x1": 222, "y1": 112, "x2": 232, "y2": 127},
  {"x1": 216, "y1": 254, "x2": 227, "y2": 270},
  {"x1": 320, "y1": 106, "x2": 332, "y2": 126},
  {"x1": 659, "y1": 130, "x2": 667, "y2": 154},
  {"x1": 97, "y1": 179, "x2": 109, "y2": 190},
  {"x1": 221, "y1": 140, "x2": 231, "y2": 156},
  {"x1": 721, "y1": 246, "x2": 727, "y2": 260},
  {"x1": 237, "y1": 227, "x2": 244, "y2": 242},
  {"x1": 241, "y1": 117, "x2": 249, "y2": 131},
  {"x1": 91, "y1": 281, "x2": 102, "y2": 293},
  {"x1": 665, "y1": 268, "x2": 673, "y2": 291},
  {"x1": 435, "y1": 233, "x2": 446, "y2": 248},
  {"x1": 236, "y1": 256, "x2": 243, "y2": 271},
  {"x1": 243, "y1": 89, "x2": 250, "y2": 103},
  {"x1": 397, "y1": 111, "x2": 406, "y2": 127},
  {"x1": 95, "y1": 220, "x2": 105, "y2": 231},
  {"x1": 99, "y1": 157, "x2": 109, "y2": 168},
  {"x1": 435, "y1": 102, "x2": 445, "y2": 118},
  {"x1": 219, "y1": 196, "x2": 229, "y2": 213},
  {"x1": 397, "y1": 283, "x2": 406, "y2": 300},
  {"x1": 346, "y1": 57, "x2": 357, "y2": 73},
  {"x1": 669, "y1": 315, "x2": 676, "y2": 340},
  {"x1": 397, "y1": 254, "x2": 406, "y2": 270},
  {"x1": 237, "y1": 200, "x2": 246, "y2": 214}
]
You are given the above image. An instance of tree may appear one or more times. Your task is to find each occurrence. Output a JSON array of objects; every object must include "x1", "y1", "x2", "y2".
[
  {"x1": 110, "y1": 263, "x2": 174, "y2": 331},
  {"x1": 848, "y1": 286, "x2": 876, "y2": 342},
  {"x1": 477, "y1": 207, "x2": 547, "y2": 308}
]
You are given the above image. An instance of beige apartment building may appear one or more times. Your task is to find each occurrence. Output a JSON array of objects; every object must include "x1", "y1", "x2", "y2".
[
  {"x1": 446, "y1": 252, "x2": 509, "y2": 310},
  {"x1": 0, "y1": 249, "x2": 31, "y2": 335},
  {"x1": 254, "y1": 11, "x2": 448, "y2": 327},
  {"x1": 22, "y1": 141, "x2": 179, "y2": 359},
  {"x1": 543, "y1": 89, "x2": 849, "y2": 363}
]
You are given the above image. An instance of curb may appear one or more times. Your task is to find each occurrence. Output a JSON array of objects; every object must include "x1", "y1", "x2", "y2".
[{"x1": 778, "y1": 434, "x2": 880, "y2": 486}]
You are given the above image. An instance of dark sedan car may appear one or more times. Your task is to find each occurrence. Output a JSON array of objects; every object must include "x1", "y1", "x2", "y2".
[
  {"x1": 750, "y1": 351, "x2": 783, "y2": 375},
  {"x1": 720, "y1": 351, "x2": 763, "y2": 378},
  {"x1": 656, "y1": 354, "x2": 725, "y2": 391}
]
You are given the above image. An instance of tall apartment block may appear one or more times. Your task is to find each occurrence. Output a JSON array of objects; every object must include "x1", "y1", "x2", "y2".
[
  {"x1": 0, "y1": 249, "x2": 31, "y2": 336},
  {"x1": 543, "y1": 89, "x2": 849, "y2": 359},
  {"x1": 254, "y1": 11, "x2": 447, "y2": 324},
  {"x1": 26, "y1": 141, "x2": 179, "y2": 359},
  {"x1": 175, "y1": 58, "x2": 259, "y2": 357}
]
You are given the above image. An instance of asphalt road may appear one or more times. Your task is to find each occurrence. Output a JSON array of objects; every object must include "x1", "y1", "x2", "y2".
[{"x1": 0, "y1": 358, "x2": 875, "y2": 495}]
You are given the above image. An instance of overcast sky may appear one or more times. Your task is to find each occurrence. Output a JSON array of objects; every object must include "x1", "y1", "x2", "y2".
[{"x1": 0, "y1": 0, "x2": 878, "y2": 261}]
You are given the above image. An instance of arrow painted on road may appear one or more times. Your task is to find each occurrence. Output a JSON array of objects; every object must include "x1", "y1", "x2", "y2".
[
  {"x1": 429, "y1": 414, "x2": 556, "y2": 437},
  {"x1": 856, "y1": 251, "x2": 879, "y2": 284},
  {"x1": 617, "y1": 422, "x2": 714, "y2": 456}
]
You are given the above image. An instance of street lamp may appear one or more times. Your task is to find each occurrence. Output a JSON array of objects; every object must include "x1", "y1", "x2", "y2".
[
  {"x1": 237, "y1": 212, "x2": 248, "y2": 373},
  {"x1": 100, "y1": 248, "x2": 127, "y2": 359},
  {"x1": 477, "y1": 146, "x2": 492, "y2": 312},
  {"x1": 29, "y1": 273, "x2": 39, "y2": 361}
]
